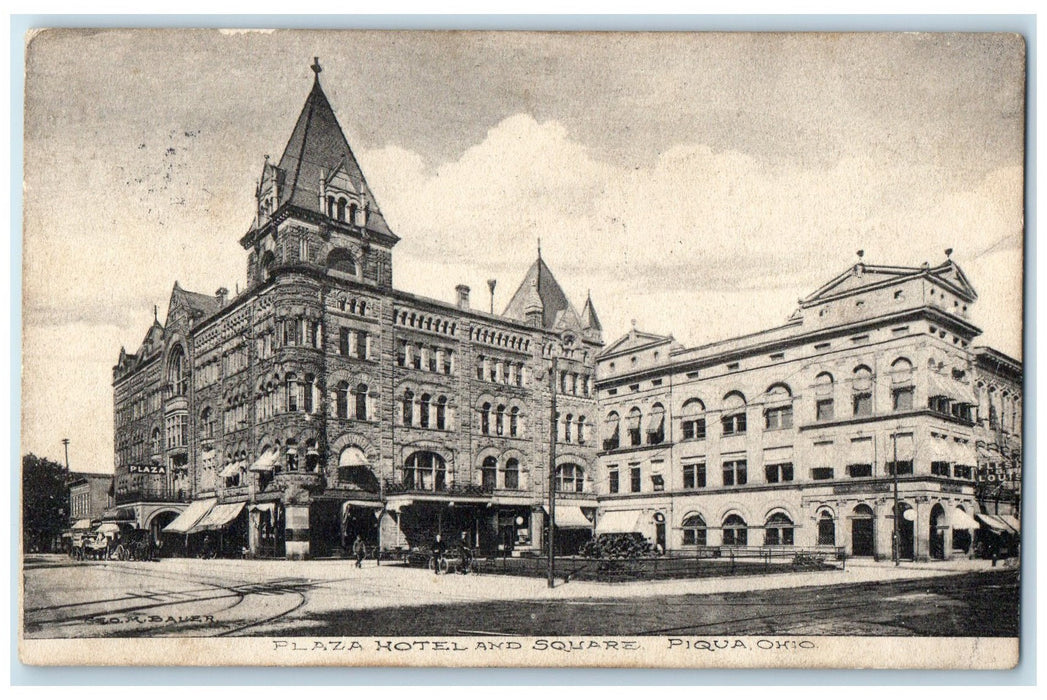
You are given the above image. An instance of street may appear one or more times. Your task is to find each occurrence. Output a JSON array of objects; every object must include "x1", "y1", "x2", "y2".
[{"x1": 23, "y1": 554, "x2": 1019, "y2": 638}]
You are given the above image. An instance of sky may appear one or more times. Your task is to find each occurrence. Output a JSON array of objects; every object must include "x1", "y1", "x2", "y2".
[{"x1": 21, "y1": 29, "x2": 1025, "y2": 474}]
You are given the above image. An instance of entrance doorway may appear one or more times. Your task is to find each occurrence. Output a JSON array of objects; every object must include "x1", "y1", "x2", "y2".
[
  {"x1": 851, "y1": 504, "x2": 875, "y2": 557},
  {"x1": 929, "y1": 503, "x2": 947, "y2": 560},
  {"x1": 655, "y1": 522, "x2": 667, "y2": 552},
  {"x1": 895, "y1": 503, "x2": 915, "y2": 560},
  {"x1": 817, "y1": 512, "x2": 836, "y2": 546}
]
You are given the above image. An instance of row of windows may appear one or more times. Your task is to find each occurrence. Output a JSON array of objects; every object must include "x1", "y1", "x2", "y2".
[
  {"x1": 397, "y1": 341, "x2": 453, "y2": 374},
  {"x1": 475, "y1": 355, "x2": 526, "y2": 386},
  {"x1": 402, "y1": 390, "x2": 452, "y2": 430},
  {"x1": 681, "y1": 512, "x2": 797, "y2": 547}
]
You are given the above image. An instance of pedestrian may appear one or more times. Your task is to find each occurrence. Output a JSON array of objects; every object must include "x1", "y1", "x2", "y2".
[{"x1": 353, "y1": 534, "x2": 366, "y2": 568}]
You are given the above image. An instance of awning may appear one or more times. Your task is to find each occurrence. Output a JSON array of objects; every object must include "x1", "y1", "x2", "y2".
[
  {"x1": 384, "y1": 498, "x2": 413, "y2": 513},
  {"x1": 248, "y1": 449, "x2": 281, "y2": 473},
  {"x1": 95, "y1": 523, "x2": 121, "y2": 535},
  {"x1": 998, "y1": 515, "x2": 1021, "y2": 534},
  {"x1": 249, "y1": 503, "x2": 276, "y2": 513},
  {"x1": 847, "y1": 437, "x2": 874, "y2": 465},
  {"x1": 645, "y1": 412, "x2": 665, "y2": 433},
  {"x1": 163, "y1": 499, "x2": 218, "y2": 534},
  {"x1": 927, "y1": 372, "x2": 977, "y2": 405},
  {"x1": 950, "y1": 508, "x2": 980, "y2": 531},
  {"x1": 218, "y1": 462, "x2": 241, "y2": 478},
  {"x1": 554, "y1": 506, "x2": 593, "y2": 529},
  {"x1": 101, "y1": 507, "x2": 136, "y2": 523},
  {"x1": 71, "y1": 519, "x2": 93, "y2": 530},
  {"x1": 976, "y1": 513, "x2": 1014, "y2": 534},
  {"x1": 190, "y1": 502, "x2": 245, "y2": 533},
  {"x1": 341, "y1": 499, "x2": 384, "y2": 520},
  {"x1": 926, "y1": 439, "x2": 953, "y2": 462},
  {"x1": 595, "y1": 510, "x2": 642, "y2": 535}
]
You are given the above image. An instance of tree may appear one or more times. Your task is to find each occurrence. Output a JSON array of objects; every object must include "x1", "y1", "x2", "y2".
[{"x1": 22, "y1": 454, "x2": 69, "y2": 553}]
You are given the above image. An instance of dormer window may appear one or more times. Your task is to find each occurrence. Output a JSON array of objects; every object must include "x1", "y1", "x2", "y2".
[{"x1": 336, "y1": 198, "x2": 347, "y2": 221}]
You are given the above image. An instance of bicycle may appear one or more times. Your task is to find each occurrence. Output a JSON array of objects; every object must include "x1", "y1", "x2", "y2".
[{"x1": 428, "y1": 554, "x2": 449, "y2": 575}]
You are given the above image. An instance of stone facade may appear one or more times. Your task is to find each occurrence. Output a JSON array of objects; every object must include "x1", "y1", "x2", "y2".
[
  {"x1": 595, "y1": 258, "x2": 1021, "y2": 561},
  {"x1": 112, "y1": 67, "x2": 602, "y2": 558}
]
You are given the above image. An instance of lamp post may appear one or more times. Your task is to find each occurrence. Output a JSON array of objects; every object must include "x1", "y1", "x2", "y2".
[
  {"x1": 892, "y1": 432, "x2": 900, "y2": 566},
  {"x1": 547, "y1": 353, "x2": 559, "y2": 588}
]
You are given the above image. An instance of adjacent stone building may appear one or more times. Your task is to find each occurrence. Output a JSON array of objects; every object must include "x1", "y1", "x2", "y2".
[
  {"x1": 594, "y1": 257, "x2": 1021, "y2": 560},
  {"x1": 112, "y1": 64, "x2": 602, "y2": 558}
]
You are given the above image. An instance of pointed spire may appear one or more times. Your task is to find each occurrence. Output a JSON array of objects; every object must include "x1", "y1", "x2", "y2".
[{"x1": 581, "y1": 290, "x2": 602, "y2": 332}]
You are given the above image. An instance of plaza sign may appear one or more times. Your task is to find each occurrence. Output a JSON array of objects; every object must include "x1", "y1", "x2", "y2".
[{"x1": 129, "y1": 464, "x2": 167, "y2": 475}]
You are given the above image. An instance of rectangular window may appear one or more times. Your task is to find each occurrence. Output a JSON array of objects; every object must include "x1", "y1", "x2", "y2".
[
  {"x1": 764, "y1": 462, "x2": 794, "y2": 483},
  {"x1": 814, "y1": 342, "x2": 831, "y2": 350},
  {"x1": 683, "y1": 463, "x2": 706, "y2": 489},
  {"x1": 851, "y1": 335, "x2": 869, "y2": 344},
  {"x1": 892, "y1": 386, "x2": 914, "y2": 411},
  {"x1": 931, "y1": 461, "x2": 951, "y2": 477},
  {"x1": 722, "y1": 413, "x2": 747, "y2": 436},
  {"x1": 651, "y1": 474, "x2": 665, "y2": 492},
  {"x1": 816, "y1": 399, "x2": 834, "y2": 421},
  {"x1": 630, "y1": 466, "x2": 641, "y2": 493},
  {"x1": 722, "y1": 459, "x2": 747, "y2": 486},
  {"x1": 764, "y1": 406, "x2": 794, "y2": 430},
  {"x1": 811, "y1": 467, "x2": 834, "y2": 480},
  {"x1": 340, "y1": 328, "x2": 352, "y2": 356},
  {"x1": 681, "y1": 418, "x2": 706, "y2": 441},
  {"x1": 886, "y1": 460, "x2": 914, "y2": 475},
  {"x1": 847, "y1": 464, "x2": 873, "y2": 478},
  {"x1": 608, "y1": 468, "x2": 619, "y2": 494},
  {"x1": 852, "y1": 392, "x2": 872, "y2": 417},
  {"x1": 442, "y1": 351, "x2": 453, "y2": 375}
]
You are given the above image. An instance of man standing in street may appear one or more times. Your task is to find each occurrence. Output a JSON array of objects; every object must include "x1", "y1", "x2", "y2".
[{"x1": 352, "y1": 534, "x2": 366, "y2": 568}]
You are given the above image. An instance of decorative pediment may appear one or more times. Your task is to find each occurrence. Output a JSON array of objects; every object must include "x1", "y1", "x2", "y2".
[{"x1": 599, "y1": 329, "x2": 674, "y2": 359}]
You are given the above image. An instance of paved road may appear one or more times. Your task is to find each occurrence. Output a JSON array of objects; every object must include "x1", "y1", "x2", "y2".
[{"x1": 22, "y1": 554, "x2": 1018, "y2": 638}]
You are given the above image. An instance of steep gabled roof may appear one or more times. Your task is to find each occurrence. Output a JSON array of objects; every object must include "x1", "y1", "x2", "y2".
[
  {"x1": 274, "y1": 73, "x2": 395, "y2": 238},
  {"x1": 581, "y1": 292, "x2": 602, "y2": 331},
  {"x1": 800, "y1": 258, "x2": 977, "y2": 307},
  {"x1": 503, "y1": 256, "x2": 578, "y2": 330},
  {"x1": 169, "y1": 282, "x2": 222, "y2": 320}
]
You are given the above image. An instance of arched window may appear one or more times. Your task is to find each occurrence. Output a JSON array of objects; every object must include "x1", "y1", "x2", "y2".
[
  {"x1": 647, "y1": 403, "x2": 666, "y2": 444},
  {"x1": 509, "y1": 406, "x2": 520, "y2": 437},
  {"x1": 337, "y1": 447, "x2": 379, "y2": 492},
  {"x1": 555, "y1": 463, "x2": 586, "y2": 493},
  {"x1": 764, "y1": 384, "x2": 793, "y2": 430},
  {"x1": 852, "y1": 366, "x2": 874, "y2": 417},
  {"x1": 722, "y1": 514, "x2": 747, "y2": 546},
  {"x1": 721, "y1": 392, "x2": 747, "y2": 436},
  {"x1": 326, "y1": 195, "x2": 335, "y2": 218},
  {"x1": 151, "y1": 427, "x2": 161, "y2": 455},
  {"x1": 814, "y1": 372, "x2": 835, "y2": 421},
  {"x1": 576, "y1": 416, "x2": 587, "y2": 445},
  {"x1": 890, "y1": 358, "x2": 914, "y2": 411},
  {"x1": 436, "y1": 396, "x2": 448, "y2": 430},
  {"x1": 496, "y1": 404, "x2": 506, "y2": 436},
  {"x1": 336, "y1": 198, "x2": 347, "y2": 221},
  {"x1": 480, "y1": 402, "x2": 491, "y2": 435},
  {"x1": 627, "y1": 407, "x2": 643, "y2": 446},
  {"x1": 680, "y1": 399, "x2": 706, "y2": 440},
  {"x1": 504, "y1": 458, "x2": 520, "y2": 490},
  {"x1": 260, "y1": 250, "x2": 275, "y2": 281},
  {"x1": 167, "y1": 345, "x2": 187, "y2": 396},
  {"x1": 419, "y1": 393, "x2": 432, "y2": 429},
  {"x1": 200, "y1": 407, "x2": 213, "y2": 439},
  {"x1": 349, "y1": 203, "x2": 358, "y2": 225},
  {"x1": 764, "y1": 512, "x2": 795, "y2": 546},
  {"x1": 402, "y1": 389, "x2": 414, "y2": 426},
  {"x1": 604, "y1": 411, "x2": 621, "y2": 450},
  {"x1": 334, "y1": 381, "x2": 349, "y2": 419},
  {"x1": 564, "y1": 413, "x2": 574, "y2": 443},
  {"x1": 682, "y1": 513, "x2": 707, "y2": 546},
  {"x1": 403, "y1": 451, "x2": 446, "y2": 491},
  {"x1": 354, "y1": 383, "x2": 369, "y2": 421},
  {"x1": 481, "y1": 456, "x2": 498, "y2": 490},
  {"x1": 327, "y1": 248, "x2": 357, "y2": 276}
]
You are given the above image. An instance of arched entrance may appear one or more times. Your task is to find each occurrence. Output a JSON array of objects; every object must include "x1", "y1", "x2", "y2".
[
  {"x1": 817, "y1": 511, "x2": 836, "y2": 546},
  {"x1": 850, "y1": 504, "x2": 875, "y2": 557},
  {"x1": 148, "y1": 510, "x2": 182, "y2": 556},
  {"x1": 894, "y1": 502, "x2": 915, "y2": 561},
  {"x1": 929, "y1": 503, "x2": 947, "y2": 560}
]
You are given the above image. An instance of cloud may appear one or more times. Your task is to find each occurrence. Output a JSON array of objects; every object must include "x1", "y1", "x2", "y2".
[{"x1": 361, "y1": 114, "x2": 1024, "y2": 356}]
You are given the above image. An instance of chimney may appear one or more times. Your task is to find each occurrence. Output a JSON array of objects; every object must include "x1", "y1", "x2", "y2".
[
  {"x1": 487, "y1": 279, "x2": 497, "y2": 314},
  {"x1": 455, "y1": 284, "x2": 471, "y2": 309},
  {"x1": 216, "y1": 287, "x2": 229, "y2": 307}
]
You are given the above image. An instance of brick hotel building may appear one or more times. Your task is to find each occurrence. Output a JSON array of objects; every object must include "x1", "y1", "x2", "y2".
[{"x1": 112, "y1": 64, "x2": 603, "y2": 558}]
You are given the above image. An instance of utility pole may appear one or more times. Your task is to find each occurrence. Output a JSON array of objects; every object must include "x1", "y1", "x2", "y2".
[
  {"x1": 61, "y1": 438, "x2": 70, "y2": 473},
  {"x1": 892, "y1": 432, "x2": 900, "y2": 566},
  {"x1": 547, "y1": 353, "x2": 558, "y2": 588}
]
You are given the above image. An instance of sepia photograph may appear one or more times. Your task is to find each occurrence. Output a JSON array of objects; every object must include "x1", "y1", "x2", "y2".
[{"x1": 18, "y1": 28, "x2": 1024, "y2": 669}]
